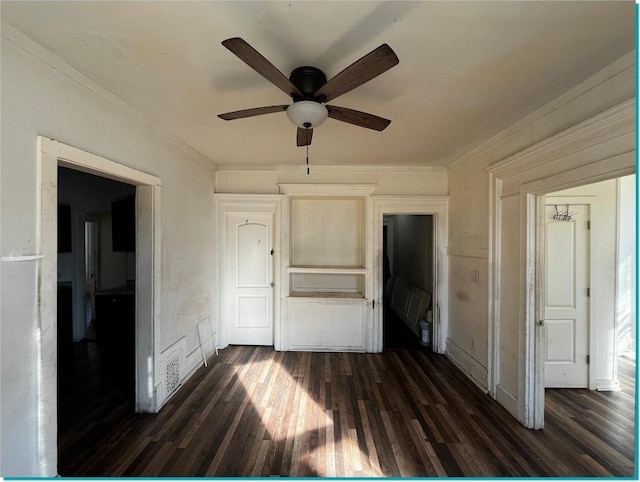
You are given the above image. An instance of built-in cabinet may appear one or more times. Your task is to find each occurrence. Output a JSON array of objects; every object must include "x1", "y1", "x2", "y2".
[
  {"x1": 280, "y1": 185, "x2": 375, "y2": 351},
  {"x1": 217, "y1": 188, "x2": 448, "y2": 354}
]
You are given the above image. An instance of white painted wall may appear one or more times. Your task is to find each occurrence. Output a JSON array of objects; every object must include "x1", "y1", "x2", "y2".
[
  {"x1": 1, "y1": 31, "x2": 216, "y2": 476},
  {"x1": 447, "y1": 51, "x2": 635, "y2": 422},
  {"x1": 616, "y1": 175, "x2": 636, "y2": 357},
  {"x1": 0, "y1": 16, "x2": 634, "y2": 478},
  {"x1": 215, "y1": 167, "x2": 448, "y2": 196}
]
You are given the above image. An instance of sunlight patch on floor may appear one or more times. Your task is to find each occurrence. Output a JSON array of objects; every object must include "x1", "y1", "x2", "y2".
[{"x1": 234, "y1": 351, "x2": 385, "y2": 477}]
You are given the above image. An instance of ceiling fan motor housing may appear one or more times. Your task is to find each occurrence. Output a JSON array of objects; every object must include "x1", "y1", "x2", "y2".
[{"x1": 289, "y1": 66, "x2": 327, "y2": 100}]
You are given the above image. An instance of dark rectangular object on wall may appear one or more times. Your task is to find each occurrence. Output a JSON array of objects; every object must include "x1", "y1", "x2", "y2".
[
  {"x1": 58, "y1": 204, "x2": 72, "y2": 253},
  {"x1": 111, "y1": 195, "x2": 135, "y2": 252}
]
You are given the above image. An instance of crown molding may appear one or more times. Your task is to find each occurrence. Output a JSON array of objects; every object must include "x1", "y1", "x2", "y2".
[
  {"x1": 448, "y1": 50, "x2": 636, "y2": 170},
  {"x1": 486, "y1": 98, "x2": 634, "y2": 178},
  {"x1": 1, "y1": 20, "x2": 215, "y2": 168},
  {"x1": 214, "y1": 164, "x2": 447, "y2": 173}
]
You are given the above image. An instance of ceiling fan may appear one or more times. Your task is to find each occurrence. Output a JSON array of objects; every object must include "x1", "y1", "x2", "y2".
[{"x1": 218, "y1": 37, "x2": 399, "y2": 147}]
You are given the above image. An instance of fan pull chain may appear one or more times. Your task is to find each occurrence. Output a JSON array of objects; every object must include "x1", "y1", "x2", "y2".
[{"x1": 305, "y1": 124, "x2": 311, "y2": 175}]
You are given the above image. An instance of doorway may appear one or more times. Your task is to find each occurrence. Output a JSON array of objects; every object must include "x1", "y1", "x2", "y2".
[
  {"x1": 57, "y1": 167, "x2": 137, "y2": 475},
  {"x1": 371, "y1": 196, "x2": 448, "y2": 354},
  {"x1": 537, "y1": 175, "x2": 636, "y2": 425},
  {"x1": 382, "y1": 214, "x2": 435, "y2": 350},
  {"x1": 37, "y1": 137, "x2": 161, "y2": 474}
]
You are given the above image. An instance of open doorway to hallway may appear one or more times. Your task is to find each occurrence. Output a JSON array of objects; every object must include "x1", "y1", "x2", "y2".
[
  {"x1": 382, "y1": 214, "x2": 435, "y2": 350},
  {"x1": 57, "y1": 167, "x2": 137, "y2": 475},
  {"x1": 541, "y1": 174, "x2": 635, "y2": 426}
]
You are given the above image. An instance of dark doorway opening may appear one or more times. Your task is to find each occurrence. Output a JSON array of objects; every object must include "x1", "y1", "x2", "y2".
[
  {"x1": 382, "y1": 214, "x2": 434, "y2": 350},
  {"x1": 57, "y1": 167, "x2": 137, "y2": 475}
]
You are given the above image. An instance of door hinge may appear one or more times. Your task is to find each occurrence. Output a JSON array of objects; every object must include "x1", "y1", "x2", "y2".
[
  {"x1": 372, "y1": 299, "x2": 375, "y2": 309},
  {"x1": 587, "y1": 220, "x2": 591, "y2": 230},
  {"x1": 587, "y1": 287, "x2": 591, "y2": 297},
  {"x1": 270, "y1": 249, "x2": 274, "y2": 256},
  {"x1": 586, "y1": 354, "x2": 590, "y2": 365}
]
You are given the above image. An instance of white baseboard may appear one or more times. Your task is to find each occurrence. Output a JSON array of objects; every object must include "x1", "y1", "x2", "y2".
[
  {"x1": 596, "y1": 378, "x2": 621, "y2": 391},
  {"x1": 495, "y1": 384, "x2": 518, "y2": 419},
  {"x1": 445, "y1": 338, "x2": 488, "y2": 393},
  {"x1": 155, "y1": 336, "x2": 222, "y2": 410}
]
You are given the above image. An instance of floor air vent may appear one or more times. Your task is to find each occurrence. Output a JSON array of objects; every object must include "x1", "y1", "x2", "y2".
[
  {"x1": 165, "y1": 353, "x2": 181, "y2": 395},
  {"x1": 160, "y1": 337, "x2": 187, "y2": 403}
]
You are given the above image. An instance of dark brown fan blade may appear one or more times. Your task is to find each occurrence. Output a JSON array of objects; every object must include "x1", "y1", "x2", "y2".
[
  {"x1": 297, "y1": 127, "x2": 313, "y2": 146},
  {"x1": 314, "y1": 44, "x2": 399, "y2": 103},
  {"x1": 326, "y1": 105, "x2": 391, "y2": 131},
  {"x1": 222, "y1": 38, "x2": 303, "y2": 100},
  {"x1": 218, "y1": 105, "x2": 288, "y2": 120}
]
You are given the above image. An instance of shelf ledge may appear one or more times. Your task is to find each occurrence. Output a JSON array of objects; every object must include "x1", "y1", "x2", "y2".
[{"x1": 288, "y1": 266, "x2": 368, "y2": 274}]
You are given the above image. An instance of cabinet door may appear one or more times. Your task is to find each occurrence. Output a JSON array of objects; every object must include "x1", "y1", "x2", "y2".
[{"x1": 288, "y1": 298, "x2": 366, "y2": 351}]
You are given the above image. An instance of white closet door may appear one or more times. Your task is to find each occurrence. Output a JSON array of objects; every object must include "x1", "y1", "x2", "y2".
[
  {"x1": 544, "y1": 204, "x2": 590, "y2": 388},
  {"x1": 226, "y1": 212, "x2": 274, "y2": 345}
]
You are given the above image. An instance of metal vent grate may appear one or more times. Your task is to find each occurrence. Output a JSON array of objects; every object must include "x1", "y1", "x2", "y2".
[{"x1": 165, "y1": 354, "x2": 180, "y2": 395}]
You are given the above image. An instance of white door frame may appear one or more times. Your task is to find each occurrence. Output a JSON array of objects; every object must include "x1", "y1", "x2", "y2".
[
  {"x1": 371, "y1": 196, "x2": 449, "y2": 353},
  {"x1": 215, "y1": 194, "x2": 284, "y2": 350},
  {"x1": 37, "y1": 137, "x2": 161, "y2": 474},
  {"x1": 486, "y1": 99, "x2": 635, "y2": 429},
  {"x1": 524, "y1": 169, "x2": 634, "y2": 428}
]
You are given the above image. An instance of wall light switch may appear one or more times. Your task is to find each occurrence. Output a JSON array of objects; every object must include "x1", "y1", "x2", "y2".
[{"x1": 470, "y1": 270, "x2": 480, "y2": 283}]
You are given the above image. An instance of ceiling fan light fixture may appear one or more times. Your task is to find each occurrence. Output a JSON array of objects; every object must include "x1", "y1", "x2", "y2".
[{"x1": 286, "y1": 100, "x2": 328, "y2": 129}]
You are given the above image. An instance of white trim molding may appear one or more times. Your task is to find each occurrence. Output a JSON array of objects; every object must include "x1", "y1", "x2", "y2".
[
  {"x1": 447, "y1": 246, "x2": 489, "y2": 259},
  {"x1": 217, "y1": 165, "x2": 447, "y2": 173},
  {"x1": 450, "y1": 51, "x2": 635, "y2": 170},
  {"x1": 37, "y1": 137, "x2": 162, "y2": 475},
  {"x1": 446, "y1": 338, "x2": 489, "y2": 393},
  {"x1": 371, "y1": 196, "x2": 449, "y2": 353},
  {"x1": 486, "y1": 98, "x2": 635, "y2": 179},
  {"x1": 214, "y1": 194, "x2": 285, "y2": 351},
  {"x1": 485, "y1": 98, "x2": 636, "y2": 429},
  {"x1": 596, "y1": 378, "x2": 622, "y2": 391}
]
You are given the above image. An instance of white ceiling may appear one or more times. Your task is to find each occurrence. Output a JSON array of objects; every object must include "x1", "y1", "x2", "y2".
[{"x1": 1, "y1": 1, "x2": 635, "y2": 168}]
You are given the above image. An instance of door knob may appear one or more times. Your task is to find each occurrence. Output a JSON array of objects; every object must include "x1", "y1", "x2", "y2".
[{"x1": 270, "y1": 282, "x2": 275, "y2": 288}]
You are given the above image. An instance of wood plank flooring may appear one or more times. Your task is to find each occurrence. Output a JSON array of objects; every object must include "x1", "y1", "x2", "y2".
[{"x1": 58, "y1": 346, "x2": 636, "y2": 477}]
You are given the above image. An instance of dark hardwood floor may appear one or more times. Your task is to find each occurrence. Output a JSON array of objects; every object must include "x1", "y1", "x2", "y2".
[
  {"x1": 57, "y1": 324, "x2": 134, "y2": 475},
  {"x1": 57, "y1": 344, "x2": 636, "y2": 477}
]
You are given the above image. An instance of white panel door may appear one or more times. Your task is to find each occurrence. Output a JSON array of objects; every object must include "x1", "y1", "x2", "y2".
[
  {"x1": 226, "y1": 213, "x2": 274, "y2": 345},
  {"x1": 544, "y1": 204, "x2": 589, "y2": 388}
]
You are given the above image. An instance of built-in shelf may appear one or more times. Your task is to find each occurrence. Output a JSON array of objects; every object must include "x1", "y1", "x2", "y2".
[
  {"x1": 282, "y1": 184, "x2": 373, "y2": 351},
  {"x1": 289, "y1": 291, "x2": 365, "y2": 299},
  {"x1": 287, "y1": 266, "x2": 368, "y2": 274},
  {"x1": 289, "y1": 270, "x2": 365, "y2": 298}
]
